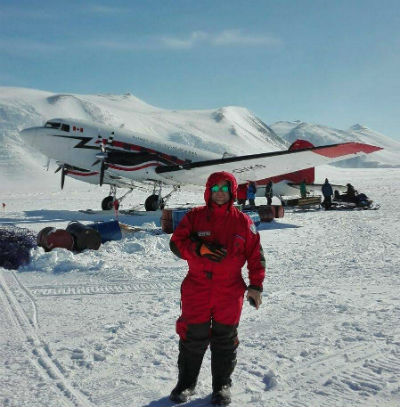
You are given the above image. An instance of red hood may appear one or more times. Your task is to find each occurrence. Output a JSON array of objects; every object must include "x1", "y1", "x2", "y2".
[{"x1": 204, "y1": 171, "x2": 238, "y2": 208}]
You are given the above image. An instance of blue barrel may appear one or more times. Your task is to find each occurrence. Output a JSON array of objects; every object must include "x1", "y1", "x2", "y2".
[
  {"x1": 87, "y1": 220, "x2": 122, "y2": 243},
  {"x1": 172, "y1": 209, "x2": 191, "y2": 231},
  {"x1": 242, "y1": 210, "x2": 261, "y2": 227}
]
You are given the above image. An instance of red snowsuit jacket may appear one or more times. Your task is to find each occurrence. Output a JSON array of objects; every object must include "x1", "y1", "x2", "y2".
[
  {"x1": 170, "y1": 172, "x2": 265, "y2": 329},
  {"x1": 237, "y1": 183, "x2": 248, "y2": 201}
]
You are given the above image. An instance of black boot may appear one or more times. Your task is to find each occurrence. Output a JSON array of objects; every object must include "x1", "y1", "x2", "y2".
[
  {"x1": 211, "y1": 384, "x2": 232, "y2": 405},
  {"x1": 211, "y1": 349, "x2": 237, "y2": 406},
  {"x1": 210, "y1": 321, "x2": 238, "y2": 405},
  {"x1": 169, "y1": 341, "x2": 206, "y2": 404},
  {"x1": 169, "y1": 384, "x2": 196, "y2": 404}
]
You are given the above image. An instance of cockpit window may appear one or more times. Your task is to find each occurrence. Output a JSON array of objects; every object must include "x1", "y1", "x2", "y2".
[
  {"x1": 44, "y1": 122, "x2": 70, "y2": 132},
  {"x1": 45, "y1": 121, "x2": 61, "y2": 129}
]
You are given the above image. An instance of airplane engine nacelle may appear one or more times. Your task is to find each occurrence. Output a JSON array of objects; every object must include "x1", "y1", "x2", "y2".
[{"x1": 107, "y1": 161, "x2": 163, "y2": 182}]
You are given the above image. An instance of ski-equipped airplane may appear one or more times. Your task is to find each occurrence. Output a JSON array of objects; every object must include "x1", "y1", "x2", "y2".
[{"x1": 20, "y1": 118, "x2": 382, "y2": 210}]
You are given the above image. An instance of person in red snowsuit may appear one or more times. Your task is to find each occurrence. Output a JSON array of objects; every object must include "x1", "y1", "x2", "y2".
[
  {"x1": 236, "y1": 182, "x2": 248, "y2": 205},
  {"x1": 169, "y1": 171, "x2": 265, "y2": 405}
]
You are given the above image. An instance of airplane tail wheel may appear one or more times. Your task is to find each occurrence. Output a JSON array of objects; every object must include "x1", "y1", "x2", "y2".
[
  {"x1": 101, "y1": 196, "x2": 114, "y2": 210},
  {"x1": 145, "y1": 194, "x2": 164, "y2": 211}
]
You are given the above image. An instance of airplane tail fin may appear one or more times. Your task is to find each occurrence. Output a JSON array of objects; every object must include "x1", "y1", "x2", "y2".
[
  {"x1": 252, "y1": 139, "x2": 316, "y2": 186},
  {"x1": 286, "y1": 139, "x2": 315, "y2": 184}
]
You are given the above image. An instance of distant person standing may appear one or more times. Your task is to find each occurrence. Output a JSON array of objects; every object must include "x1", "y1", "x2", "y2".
[
  {"x1": 236, "y1": 183, "x2": 248, "y2": 206},
  {"x1": 265, "y1": 181, "x2": 273, "y2": 205},
  {"x1": 247, "y1": 182, "x2": 257, "y2": 206},
  {"x1": 321, "y1": 178, "x2": 333, "y2": 210},
  {"x1": 300, "y1": 179, "x2": 307, "y2": 199}
]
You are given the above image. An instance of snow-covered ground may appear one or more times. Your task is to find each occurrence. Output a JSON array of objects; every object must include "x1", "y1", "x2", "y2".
[{"x1": 1, "y1": 166, "x2": 399, "y2": 407}]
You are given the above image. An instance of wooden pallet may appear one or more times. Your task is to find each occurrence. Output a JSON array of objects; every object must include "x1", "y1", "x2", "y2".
[{"x1": 297, "y1": 196, "x2": 322, "y2": 208}]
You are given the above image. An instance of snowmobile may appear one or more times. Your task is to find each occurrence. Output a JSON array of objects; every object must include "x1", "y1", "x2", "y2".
[{"x1": 331, "y1": 190, "x2": 379, "y2": 210}]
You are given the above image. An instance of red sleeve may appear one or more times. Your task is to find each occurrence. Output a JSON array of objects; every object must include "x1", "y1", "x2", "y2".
[
  {"x1": 244, "y1": 217, "x2": 266, "y2": 289},
  {"x1": 169, "y1": 211, "x2": 199, "y2": 261}
]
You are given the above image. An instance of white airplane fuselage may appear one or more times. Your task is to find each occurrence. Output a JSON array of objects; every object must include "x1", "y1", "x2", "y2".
[
  {"x1": 20, "y1": 117, "x2": 383, "y2": 206},
  {"x1": 20, "y1": 118, "x2": 217, "y2": 186}
]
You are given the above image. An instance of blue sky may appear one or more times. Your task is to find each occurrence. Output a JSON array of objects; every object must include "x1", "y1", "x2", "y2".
[{"x1": 1, "y1": 0, "x2": 400, "y2": 140}]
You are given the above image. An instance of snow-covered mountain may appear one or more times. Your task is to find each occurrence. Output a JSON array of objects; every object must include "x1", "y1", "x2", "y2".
[
  {"x1": 1, "y1": 87, "x2": 398, "y2": 185},
  {"x1": 270, "y1": 121, "x2": 400, "y2": 168}
]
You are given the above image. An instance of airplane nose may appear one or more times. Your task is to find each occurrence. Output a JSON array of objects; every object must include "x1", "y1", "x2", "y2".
[{"x1": 20, "y1": 127, "x2": 40, "y2": 148}]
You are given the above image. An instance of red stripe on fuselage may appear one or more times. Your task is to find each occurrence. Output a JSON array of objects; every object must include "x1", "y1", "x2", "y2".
[
  {"x1": 256, "y1": 168, "x2": 315, "y2": 185},
  {"x1": 66, "y1": 170, "x2": 98, "y2": 177},
  {"x1": 108, "y1": 162, "x2": 160, "y2": 171}
]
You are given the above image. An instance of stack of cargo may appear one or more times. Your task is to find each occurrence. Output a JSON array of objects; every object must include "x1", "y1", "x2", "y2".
[
  {"x1": 161, "y1": 204, "x2": 285, "y2": 234},
  {"x1": 161, "y1": 208, "x2": 191, "y2": 234},
  {"x1": 37, "y1": 221, "x2": 123, "y2": 252}
]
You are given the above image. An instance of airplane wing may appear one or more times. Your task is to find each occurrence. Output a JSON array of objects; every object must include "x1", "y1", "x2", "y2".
[{"x1": 156, "y1": 142, "x2": 382, "y2": 185}]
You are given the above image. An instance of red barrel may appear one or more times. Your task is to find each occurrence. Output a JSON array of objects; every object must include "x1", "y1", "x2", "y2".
[
  {"x1": 272, "y1": 205, "x2": 285, "y2": 218},
  {"x1": 161, "y1": 209, "x2": 173, "y2": 234},
  {"x1": 256, "y1": 205, "x2": 275, "y2": 222},
  {"x1": 37, "y1": 227, "x2": 74, "y2": 252}
]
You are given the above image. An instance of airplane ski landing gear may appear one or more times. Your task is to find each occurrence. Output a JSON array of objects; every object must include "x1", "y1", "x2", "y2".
[
  {"x1": 101, "y1": 185, "x2": 118, "y2": 210},
  {"x1": 144, "y1": 182, "x2": 164, "y2": 211},
  {"x1": 144, "y1": 183, "x2": 180, "y2": 211},
  {"x1": 101, "y1": 185, "x2": 133, "y2": 211},
  {"x1": 100, "y1": 183, "x2": 179, "y2": 211},
  {"x1": 101, "y1": 196, "x2": 114, "y2": 210},
  {"x1": 144, "y1": 195, "x2": 164, "y2": 211}
]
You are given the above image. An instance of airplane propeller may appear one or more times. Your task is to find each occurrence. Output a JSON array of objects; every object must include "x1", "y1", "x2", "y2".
[
  {"x1": 100, "y1": 160, "x2": 106, "y2": 187},
  {"x1": 92, "y1": 132, "x2": 114, "y2": 186},
  {"x1": 55, "y1": 164, "x2": 66, "y2": 190}
]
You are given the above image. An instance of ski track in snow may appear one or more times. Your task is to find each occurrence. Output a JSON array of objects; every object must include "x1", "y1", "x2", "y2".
[
  {"x1": 0, "y1": 272, "x2": 95, "y2": 407},
  {"x1": 1, "y1": 168, "x2": 400, "y2": 406}
]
